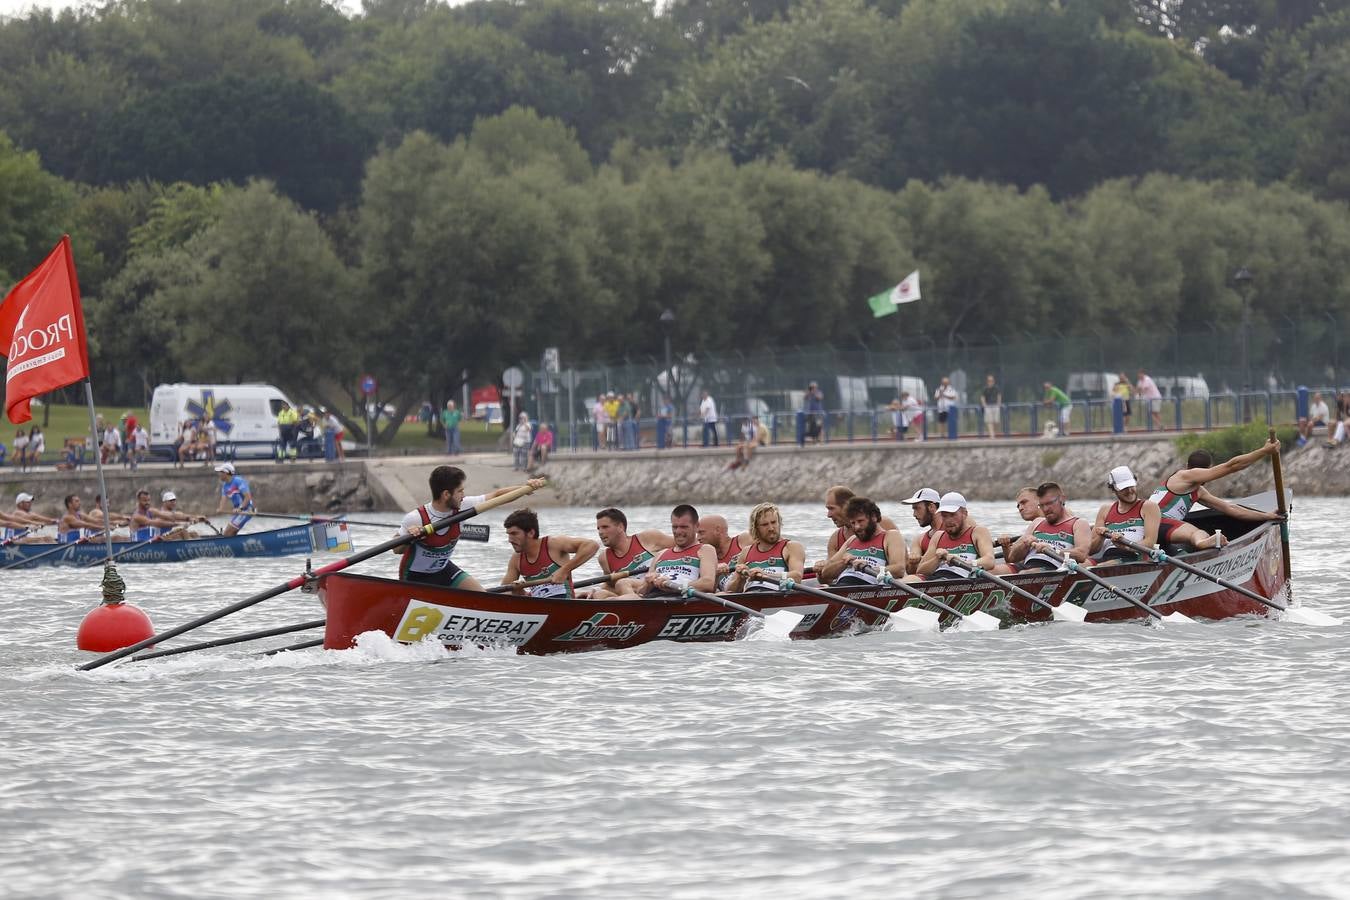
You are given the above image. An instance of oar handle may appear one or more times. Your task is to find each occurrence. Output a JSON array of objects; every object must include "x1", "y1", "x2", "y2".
[
  {"x1": 753, "y1": 569, "x2": 897, "y2": 620},
  {"x1": 79, "y1": 482, "x2": 540, "y2": 671},
  {"x1": 1268, "y1": 426, "x2": 1292, "y2": 580},
  {"x1": 1109, "y1": 534, "x2": 1286, "y2": 611}
]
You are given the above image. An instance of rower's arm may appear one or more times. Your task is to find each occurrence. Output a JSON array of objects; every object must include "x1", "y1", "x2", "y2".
[
  {"x1": 485, "y1": 478, "x2": 546, "y2": 501},
  {"x1": 636, "y1": 529, "x2": 676, "y2": 551},
  {"x1": 1069, "y1": 519, "x2": 1092, "y2": 563},
  {"x1": 783, "y1": 541, "x2": 806, "y2": 582},
  {"x1": 883, "y1": 531, "x2": 908, "y2": 577},
  {"x1": 689, "y1": 544, "x2": 717, "y2": 593},
  {"x1": 500, "y1": 554, "x2": 521, "y2": 587},
  {"x1": 1186, "y1": 439, "x2": 1278, "y2": 485},
  {"x1": 818, "y1": 540, "x2": 854, "y2": 584},
  {"x1": 916, "y1": 535, "x2": 943, "y2": 576},
  {"x1": 1006, "y1": 520, "x2": 1039, "y2": 564},
  {"x1": 973, "y1": 527, "x2": 996, "y2": 571},
  {"x1": 552, "y1": 537, "x2": 600, "y2": 577},
  {"x1": 725, "y1": 549, "x2": 751, "y2": 592},
  {"x1": 1089, "y1": 504, "x2": 1110, "y2": 555},
  {"x1": 1195, "y1": 487, "x2": 1280, "y2": 522},
  {"x1": 1142, "y1": 502, "x2": 1161, "y2": 546}
]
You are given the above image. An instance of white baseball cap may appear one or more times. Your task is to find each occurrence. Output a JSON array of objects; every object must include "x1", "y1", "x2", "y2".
[
  {"x1": 903, "y1": 487, "x2": 941, "y2": 505},
  {"x1": 213, "y1": 463, "x2": 235, "y2": 475},
  {"x1": 1107, "y1": 465, "x2": 1137, "y2": 490},
  {"x1": 937, "y1": 491, "x2": 968, "y2": 513},
  {"x1": 16, "y1": 492, "x2": 34, "y2": 503},
  {"x1": 161, "y1": 490, "x2": 177, "y2": 502}
]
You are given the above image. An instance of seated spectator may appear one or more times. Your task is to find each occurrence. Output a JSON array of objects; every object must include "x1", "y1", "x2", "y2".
[
  {"x1": 56, "y1": 441, "x2": 81, "y2": 471},
  {"x1": 25, "y1": 427, "x2": 44, "y2": 469},
  {"x1": 727, "y1": 416, "x2": 769, "y2": 470},
  {"x1": 12, "y1": 429, "x2": 28, "y2": 470},
  {"x1": 529, "y1": 423, "x2": 555, "y2": 471},
  {"x1": 101, "y1": 421, "x2": 122, "y2": 465},
  {"x1": 176, "y1": 420, "x2": 196, "y2": 468},
  {"x1": 1298, "y1": 392, "x2": 1330, "y2": 445},
  {"x1": 1327, "y1": 391, "x2": 1350, "y2": 447}
]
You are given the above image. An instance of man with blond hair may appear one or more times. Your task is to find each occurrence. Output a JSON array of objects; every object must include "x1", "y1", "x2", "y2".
[{"x1": 726, "y1": 502, "x2": 806, "y2": 592}]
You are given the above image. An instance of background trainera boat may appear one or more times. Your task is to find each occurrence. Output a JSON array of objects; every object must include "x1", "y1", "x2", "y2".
[
  {"x1": 319, "y1": 493, "x2": 1290, "y2": 654},
  {"x1": 1, "y1": 521, "x2": 352, "y2": 568}
]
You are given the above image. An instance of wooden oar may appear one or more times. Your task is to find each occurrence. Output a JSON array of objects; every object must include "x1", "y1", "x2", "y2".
[
  {"x1": 0, "y1": 529, "x2": 110, "y2": 571},
  {"x1": 1268, "y1": 427, "x2": 1292, "y2": 581},
  {"x1": 874, "y1": 573, "x2": 1002, "y2": 632},
  {"x1": 253, "y1": 511, "x2": 392, "y2": 529},
  {"x1": 1032, "y1": 544, "x2": 1195, "y2": 625},
  {"x1": 261, "y1": 637, "x2": 325, "y2": 656},
  {"x1": 1108, "y1": 534, "x2": 1339, "y2": 627},
  {"x1": 132, "y1": 619, "x2": 327, "y2": 661},
  {"x1": 78, "y1": 483, "x2": 539, "y2": 671},
  {"x1": 939, "y1": 556, "x2": 1088, "y2": 623},
  {"x1": 486, "y1": 566, "x2": 653, "y2": 595},
  {"x1": 752, "y1": 568, "x2": 976, "y2": 633},
  {"x1": 679, "y1": 586, "x2": 804, "y2": 638}
]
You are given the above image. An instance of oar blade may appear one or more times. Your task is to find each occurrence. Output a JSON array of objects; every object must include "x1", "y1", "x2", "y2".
[
  {"x1": 1282, "y1": 605, "x2": 1342, "y2": 627},
  {"x1": 958, "y1": 610, "x2": 1002, "y2": 632},
  {"x1": 1160, "y1": 611, "x2": 1198, "y2": 625},
  {"x1": 761, "y1": 609, "x2": 804, "y2": 638},
  {"x1": 888, "y1": 606, "x2": 941, "y2": 633},
  {"x1": 1050, "y1": 601, "x2": 1088, "y2": 624}
]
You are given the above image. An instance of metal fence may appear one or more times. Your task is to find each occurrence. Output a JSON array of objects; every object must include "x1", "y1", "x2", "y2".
[{"x1": 508, "y1": 322, "x2": 1346, "y2": 450}]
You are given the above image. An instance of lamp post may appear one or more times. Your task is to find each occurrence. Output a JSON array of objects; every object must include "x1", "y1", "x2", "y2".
[
  {"x1": 1234, "y1": 267, "x2": 1255, "y2": 394},
  {"x1": 659, "y1": 308, "x2": 676, "y2": 450}
]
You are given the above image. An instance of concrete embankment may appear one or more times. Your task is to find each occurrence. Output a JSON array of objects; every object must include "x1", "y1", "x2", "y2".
[{"x1": 532, "y1": 434, "x2": 1337, "y2": 506}]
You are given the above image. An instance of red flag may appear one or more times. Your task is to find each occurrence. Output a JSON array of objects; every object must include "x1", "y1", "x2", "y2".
[{"x1": 0, "y1": 235, "x2": 91, "y2": 423}]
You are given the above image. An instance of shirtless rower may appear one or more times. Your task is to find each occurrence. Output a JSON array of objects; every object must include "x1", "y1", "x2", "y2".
[
  {"x1": 725, "y1": 502, "x2": 805, "y2": 592},
  {"x1": 88, "y1": 495, "x2": 131, "y2": 534},
  {"x1": 902, "y1": 487, "x2": 940, "y2": 574},
  {"x1": 129, "y1": 490, "x2": 194, "y2": 543},
  {"x1": 2, "y1": 492, "x2": 54, "y2": 544},
  {"x1": 630, "y1": 504, "x2": 716, "y2": 598},
  {"x1": 697, "y1": 513, "x2": 751, "y2": 591},
  {"x1": 1090, "y1": 466, "x2": 1161, "y2": 564},
  {"x1": 57, "y1": 495, "x2": 111, "y2": 544},
  {"x1": 501, "y1": 508, "x2": 599, "y2": 599},
  {"x1": 592, "y1": 507, "x2": 675, "y2": 599},
  {"x1": 916, "y1": 492, "x2": 996, "y2": 580},
  {"x1": 818, "y1": 485, "x2": 899, "y2": 569},
  {"x1": 1003, "y1": 482, "x2": 1092, "y2": 571},
  {"x1": 818, "y1": 496, "x2": 907, "y2": 586},
  {"x1": 156, "y1": 490, "x2": 203, "y2": 538},
  {"x1": 1148, "y1": 441, "x2": 1282, "y2": 550},
  {"x1": 396, "y1": 465, "x2": 545, "y2": 591}
]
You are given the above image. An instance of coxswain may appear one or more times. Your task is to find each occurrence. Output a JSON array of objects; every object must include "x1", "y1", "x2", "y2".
[
  {"x1": 397, "y1": 465, "x2": 545, "y2": 591},
  {"x1": 1090, "y1": 466, "x2": 1161, "y2": 564},
  {"x1": 1003, "y1": 482, "x2": 1092, "y2": 571},
  {"x1": 696, "y1": 514, "x2": 751, "y2": 591},
  {"x1": 902, "y1": 487, "x2": 941, "y2": 574},
  {"x1": 817, "y1": 486, "x2": 899, "y2": 569},
  {"x1": 817, "y1": 496, "x2": 906, "y2": 586},
  {"x1": 725, "y1": 502, "x2": 805, "y2": 592},
  {"x1": 916, "y1": 492, "x2": 996, "y2": 580},
  {"x1": 1148, "y1": 441, "x2": 1283, "y2": 550},
  {"x1": 57, "y1": 495, "x2": 108, "y2": 544},
  {"x1": 591, "y1": 507, "x2": 675, "y2": 599},
  {"x1": 213, "y1": 463, "x2": 255, "y2": 536},
  {"x1": 500, "y1": 508, "x2": 599, "y2": 599},
  {"x1": 631, "y1": 504, "x2": 717, "y2": 598}
]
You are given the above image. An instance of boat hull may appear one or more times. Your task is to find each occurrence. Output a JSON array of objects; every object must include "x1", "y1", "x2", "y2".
[
  {"x1": 319, "y1": 524, "x2": 1287, "y2": 655},
  {"x1": 0, "y1": 522, "x2": 352, "y2": 568}
]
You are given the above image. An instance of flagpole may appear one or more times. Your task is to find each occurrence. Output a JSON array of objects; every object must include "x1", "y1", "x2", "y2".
[{"x1": 82, "y1": 380, "x2": 116, "y2": 561}]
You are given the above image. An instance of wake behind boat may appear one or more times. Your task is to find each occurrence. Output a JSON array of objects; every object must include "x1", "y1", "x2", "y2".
[{"x1": 0, "y1": 521, "x2": 353, "y2": 568}]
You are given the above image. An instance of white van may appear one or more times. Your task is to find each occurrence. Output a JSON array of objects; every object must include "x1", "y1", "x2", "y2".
[{"x1": 150, "y1": 383, "x2": 295, "y2": 460}]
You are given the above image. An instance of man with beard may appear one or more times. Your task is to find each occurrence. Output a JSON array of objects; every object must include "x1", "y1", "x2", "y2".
[
  {"x1": 697, "y1": 513, "x2": 751, "y2": 591},
  {"x1": 903, "y1": 487, "x2": 941, "y2": 574},
  {"x1": 630, "y1": 505, "x2": 717, "y2": 598},
  {"x1": 725, "y1": 502, "x2": 806, "y2": 592},
  {"x1": 916, "y1": 492, "x2": 996, "y2": 580},
  {"x1": 1089, "y1": 466, "x2": 1162, "y2": 564},
  {"x1": 500, "y1": 508, "x2": 599, "y2": 599},
  {"x1": 818, "y1": 496, "x2": 907, "y2": 587},
  {"x1": 129, "y1": 489, "x2": 193, "y2": 542},
  {"x1": 591, "y1": 507, "x2": 675, "y2": 599},
  {"x1": 1004, "y1": 482, "x2": 1093, "y2": 571},
  {"x1": 817, "y1": 485, "x2": 899, "y2": 569}
]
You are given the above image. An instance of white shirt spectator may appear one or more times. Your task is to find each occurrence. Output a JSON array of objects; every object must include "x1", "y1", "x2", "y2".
[
  {"x1": 1310, "y1": 398, "x2": 1330, "y2": 423},
  {"x1": 700, "y1": 395, "x2": 718, "y2": 424},
  {"x1": 103, "y1": 427, "x2": 122, "y2": 452},
  {"x1": 935, "y1": 383, "x2": 958, "y2": 412},
  {"x1": 133, "y1": 425, "x2": 149, "y2": 451},
  {"x1": 29, "y1": 431, "x2": 45, "y2": 457},
  {"x1": 900, "y1": 396, "x2": 923, "y2": 427},
  {"x1": 1135, "y1": 373, "x2": 1162, "y2": 401}
]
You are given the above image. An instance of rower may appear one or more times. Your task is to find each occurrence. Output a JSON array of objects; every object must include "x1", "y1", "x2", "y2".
[
  {"x1": 57, "y1": 494, "x2": 108, "y2": 544},
  {"x1": 2, "y1": 492, "x2": 51, "y2": 544},
  {"x1": 817, "y1": 486, "x2": 899, "y2": 569},
  {"x1": 396, "y1": 465, "x2": 545, "y2": 591},
  {"x1": 10, "y1": 491, "x2": 57, "y2": 535},
  {"x1": 1004, "y1": 482, "x2": 1091, "y2": 571},
  {"x1": 994, "y1": 486, "x2": 1041, "y2": 570},
  {"x1": 591, "y1": 507, "x2": 675, "y2": 599},
  {"x1": 130, "y1": 490, "x2": 187, "y2": 542},
  {"x1": 817, "y1": 496, "x2": 906, "y2": 586},
  {"x1": 725, "y1": 502, "x2": 805, "y2": 592},
  {"x1": 500, "y1": 508, "x2": 599, "y2": 599},
  {"x1": 631, "y1": 505, "x2": 717, "y2": 598},
  {"x1": 696, "y1": 514, "x2": 750, "y2": 591},
  {"x1": 156, "y1": 491, "x2": 204, "y2": 539},
  {"x1": 1090, "y1": 466, "x2": 1161, "y2": 564},
  {"x1": 214, "y1": 463, "x2": 255, "y2": 536},
  {"x1": 902, "y1": 487, "x2": 940, "y2": 574},
  {"x1": 89, "y1": 494, "x2": 131, "y2": 534},
  {"x1": 916, "y1": 492, "x2": 996, "y2": 580},
  {"x1": 1150, "y1": 441, "x2": 1283, "y2": 550}
]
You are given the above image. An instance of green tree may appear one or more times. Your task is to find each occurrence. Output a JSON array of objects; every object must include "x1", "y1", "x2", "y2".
[{"x1": 0, "y1": 132, "x2": 74, "y2": 287}]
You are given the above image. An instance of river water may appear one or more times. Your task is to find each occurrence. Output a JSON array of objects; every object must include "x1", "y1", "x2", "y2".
[{"x1": 2, "y1": 498, "x2": 1347, "y2": 899}]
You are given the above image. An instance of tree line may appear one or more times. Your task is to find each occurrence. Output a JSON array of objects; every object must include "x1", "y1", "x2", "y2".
[{"x1": 2, "y1": 0, "x2": 1350, "y2": 438}]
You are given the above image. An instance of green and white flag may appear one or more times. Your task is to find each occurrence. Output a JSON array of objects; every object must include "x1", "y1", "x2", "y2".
[
  {"x1": 866, "y1": 270, "x2": 921, "y2": 318},
  {"x1": 868, "y1": 291, "x2": 897, "y2": 318}
]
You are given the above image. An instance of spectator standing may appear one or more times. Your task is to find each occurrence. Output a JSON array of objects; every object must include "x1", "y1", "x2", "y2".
[
  {"x1": 1112, "y1": 373, "x2": 1133, "y2": 427},
  {"x1": 626, "y1": 392, "x2": 642, "y2": 450},
  {"x1": 603, "y1": 392, "x2": 621, "y2": 449},
  {"x1": 276, "y1": 401, "x2": 300, "y2": 462},
  {"x1": 13, "y1": 429, "x2": 28, "y2": 470},
  {"x1": 617, "y1": 393, "x2": 634, "y2": 450},
  {"x1": 131, "y1": 423, "x2": 149, "y2": 469},
  {"x1": 1043, "y1": 382, "x2": 1072, "y2": 436},
  {"x1": 803, "y1": 381, "x2": 825, "y2": 443},
  {"x1": 935, "y1": 377, "x2": 958, "y2": 434},
  {"x1": 899, "y1": 392, "x2": 923, "y2": 440},
  {"x1": 591, "y1": 396, "x2": 607, "y2": 450},
  {"x1": 1135, "y1": 369, "x2": 1163, "y2": 430},
  {"x1": 888, "y1": 399, "x2": 904, "y2": 440},
  {"x1": 512, "y1": 412, "x2": 533, "y2": 470},
  {"x1": 324, "y1": 409, "x2": 345, "y2": 462},
  {"x1": 657, "y1": 396, "x2": 674, "y2": 448},
  {"x1": 699, "y1": 391, "x2": 719, "y2": 447},
  {"x1": 981, "y1": 375, "x2": 1002, "y2": 439},
  {"x1": 197, "y1": 417, "x2": 217, "y2": 464},
  {"x1": 442, "y1": 400, "x2": 463, "y2": 456}
]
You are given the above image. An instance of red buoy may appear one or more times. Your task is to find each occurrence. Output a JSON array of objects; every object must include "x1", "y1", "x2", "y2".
[{"x1": 77, "y1": 602, "x2": 156, "y2": 652}]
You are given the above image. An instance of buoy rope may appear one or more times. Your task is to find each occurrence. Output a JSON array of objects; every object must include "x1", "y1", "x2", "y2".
[{"x1": 101, "y1": 563, "x2": 126, "y2": 605}]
